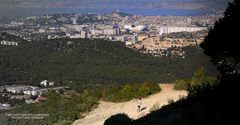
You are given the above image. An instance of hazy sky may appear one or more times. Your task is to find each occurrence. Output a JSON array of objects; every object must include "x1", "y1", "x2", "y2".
[{"x1": 0, "y1": 0, "x2": 230, "y2": 10}]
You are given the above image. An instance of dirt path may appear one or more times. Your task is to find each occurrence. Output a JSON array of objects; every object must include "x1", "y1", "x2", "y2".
[{"x1": 72, "y1": 84, "x2": 187, "y2": 125}]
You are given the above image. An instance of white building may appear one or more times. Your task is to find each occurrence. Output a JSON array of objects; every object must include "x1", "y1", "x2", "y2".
[
  {"x1": 23, "y1": 90, "x2": 31, "y2": 95},
  {"x1": 0, "y1": 40, "x2": 18, "y2": 46},
  {"x1": 23, "y1": 90, "x2": 38, "y2": 96},
  {"x1": 40, "y1": 80, "x2": 48, "y2": 86},
  {"x1": 31, "y1": 90, "x2": 38, "y2": 95},
  {"x1": 39, "y1": 80, "x2": 55, "y2": 86},
  {"x1": 38, "y1": 29, "x2": 46, "y2": 33},
  {"x1": 5, "y1": 85, "x2": 24, "y2": 94},
  {"x1": 124, "y1": 25, "x2": 147, "y2": 32},
  {"x1": 80, "y1": 31, "x2": 86, "y2": 38},
  {"x1": 71, "y1": 17, "x2": 77, "y2": 25},
  {"x1": 25, "y1": 99, "x2": 36, "y2": 104},
  {"x1": 159, "y1": 26, "x2": 207, "y2": 35},
  {"x1": 6, "y1": 88, "x2": 17, "y2": 94},
  {"x1": 103, "y1": 29, "x2": 114, "y2": 35},
  {"x1": 49, "y1": 81, "x2": 54, "y2": 86},
  {"x1": 5, "y1": 85, "x2": 38, "y2": 95},
  {"x1": 2, "y1": 103, "x2": 10, "y2": 107},
  {"x1": 70, "y1": 34, "x2": 81, "y2": 39}
]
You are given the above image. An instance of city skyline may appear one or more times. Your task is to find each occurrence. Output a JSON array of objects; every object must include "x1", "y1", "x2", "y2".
[{"x1": 0, "y1": 0, "x2": 230, "y2": 10}]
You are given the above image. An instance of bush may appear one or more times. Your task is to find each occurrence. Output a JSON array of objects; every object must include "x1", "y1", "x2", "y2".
[
  {"x1": 188, "y1": 67, "x2": 217, "y2": 95},
  {"x1": 174, "y1": 79, "x2": 191, "y2": 90},
  {"x1": 174, "y1": 67, "x2": 217, "y2": 94},
  {"x1": 102, "y1": 83, "x2": 161, "y2": 102},
  {"x1": 104, "y1": 113, "x2": 132, "y2": 125}
]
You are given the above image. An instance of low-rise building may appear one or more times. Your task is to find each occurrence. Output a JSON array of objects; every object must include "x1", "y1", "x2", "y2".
[
  {"x1": 2, "y1": 103, "x2": 10, "y2": 107},
  {"x1": 159, "y1": 26, "x2": 207, "y2": 35},
  {"x1": 70, "y1": 34, "x2": 81, "y2": 39},
  {"x1": 4, "y1": 85, "x2": 39, "y2": 95},
  {"x1": 49, "y1": 81, "x2": 54, "y2": 86},
  {"x1": 23, "y1": 90, "x2": 38, "y2": 96},
  {"x1": 25, "y1": 99, "x2": 36, "y2": 104},
  {"x1": 103, "y1": 29, "x2": 114, "y2": 35},
  {"x1": 40, "y1": 80, "x2": 48, "y2": 86},
  {"x1": 80, "y1": 31, "x2": 86, "y2": 38},
  {"x1": 0, "y1": 40, "x2": 18, "y2": 46}
]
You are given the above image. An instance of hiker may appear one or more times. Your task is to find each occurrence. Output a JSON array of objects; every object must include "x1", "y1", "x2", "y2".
[{"x1": 137, "y1": 98, "x2": 142, "y2": 112}]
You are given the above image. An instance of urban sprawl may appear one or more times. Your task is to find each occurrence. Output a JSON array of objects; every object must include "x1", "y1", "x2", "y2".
[{"x1": 0, "y1": 12, "x2": 221, "y2": 109}]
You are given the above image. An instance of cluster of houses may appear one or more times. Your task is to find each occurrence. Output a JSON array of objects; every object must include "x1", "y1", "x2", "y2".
[
  {"x1": 3, "y1": 80, "x2": 55, "y2": 96},
  {"x1": 0, "y1": 40, "x2": 19, "y2": 46},
  {"x1": 0, "y1": 80, "x2": 67, "y2": 109},
  {"x1": 131, "y1": 36, "x2": 204, "y2": 57}
]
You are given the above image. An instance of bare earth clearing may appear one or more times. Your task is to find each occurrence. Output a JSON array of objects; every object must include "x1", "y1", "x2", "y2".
[{"x1": 72, "y1": 84, "x2": 187, "y2": 125}]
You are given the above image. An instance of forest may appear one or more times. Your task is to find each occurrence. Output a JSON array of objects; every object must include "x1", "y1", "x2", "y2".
[{"x1": 0, "y1": 38, "x2": 217, "y2": 86}]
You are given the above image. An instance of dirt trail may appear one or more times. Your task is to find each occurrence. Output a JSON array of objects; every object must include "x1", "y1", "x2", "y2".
[{"x1": 72, "y1": 84, "x2": 187, "y2": 125}]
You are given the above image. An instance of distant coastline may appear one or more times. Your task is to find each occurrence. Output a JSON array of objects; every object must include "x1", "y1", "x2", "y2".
[{"x1": 0, "y1": 7, "x2": 214, "y2": 17}]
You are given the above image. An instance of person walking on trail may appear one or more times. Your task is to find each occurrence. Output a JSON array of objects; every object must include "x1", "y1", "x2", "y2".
[{"x1": 137, "y1": 98, "x2": 142, "y2": 112}]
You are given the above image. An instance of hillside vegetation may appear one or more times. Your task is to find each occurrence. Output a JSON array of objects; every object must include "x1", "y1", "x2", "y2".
[
  {"x1": 0, "y1": 90, "x2": 100, "y2": 125},
  {"x1": 0, "y1": 82, "x2": 160, "y2": 125},
  {"x1": 174, "y1": 67, "x2": 217, "y2": 92},
  {"x1": 0, "y1": 38, "x2": 217, "y2": 86},
  {"x1": 102, "y1": 83, "x2": 160, "y2": 102}
]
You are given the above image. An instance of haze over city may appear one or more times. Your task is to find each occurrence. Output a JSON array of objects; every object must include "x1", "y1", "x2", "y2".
[
  {"x1": 0, "y1": 0, "x2": 231, "y2": 17},
  {"x1": 0, "y1": 0, "x2": 230, "y2": 9}
]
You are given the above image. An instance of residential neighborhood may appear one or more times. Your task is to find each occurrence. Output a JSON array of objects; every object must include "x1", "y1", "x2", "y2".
[
  {"x1": 0, "y1": 80, "x2": 68, "y2": 110},
  {"x1": 0, "y1": 12, "x2": 221, "y2": 57}
]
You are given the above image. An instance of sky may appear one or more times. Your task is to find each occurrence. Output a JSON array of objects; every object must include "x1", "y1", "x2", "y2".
[
  {"x1": 0, "y1": 0, "x2": 231, "y2": 17},
  {"x1": 0, "y1": 0, "x2": 230, "y2": 10}
]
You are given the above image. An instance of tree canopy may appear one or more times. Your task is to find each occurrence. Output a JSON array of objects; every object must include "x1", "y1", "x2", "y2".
[
  {"x1": 201, "y1": 0, "x2": 240, "y2": 76},
  {"x1": 0, "y1": 38, "x2": 216, "y2": 86}
]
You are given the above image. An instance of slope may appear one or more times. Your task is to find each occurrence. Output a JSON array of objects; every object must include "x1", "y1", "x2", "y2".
[{"x1": 0, "y1": 38, "x2": 217, "y2": 86}]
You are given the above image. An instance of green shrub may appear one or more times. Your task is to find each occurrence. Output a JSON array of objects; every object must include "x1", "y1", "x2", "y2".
[
  {"x1": 188, "y1": 67, "x2": 217, "y2": 95},
  {"x1": 102, "y1": 83, "x2": 161, "y2": 102},
  {"x1": 174, "y1": 79, "x2": 191, "y2": 90},
  {"x1": 174, "y1": 67, "x2": 217, "y2": 94}
]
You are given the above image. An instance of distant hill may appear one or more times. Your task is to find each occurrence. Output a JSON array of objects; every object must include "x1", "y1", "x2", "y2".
[
  {"x1": 0, "y1": 38, "x2": 217, "y2": 86},
  {"x1": 105, "y1": 11, "x2": 132, "y2": 17}
]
